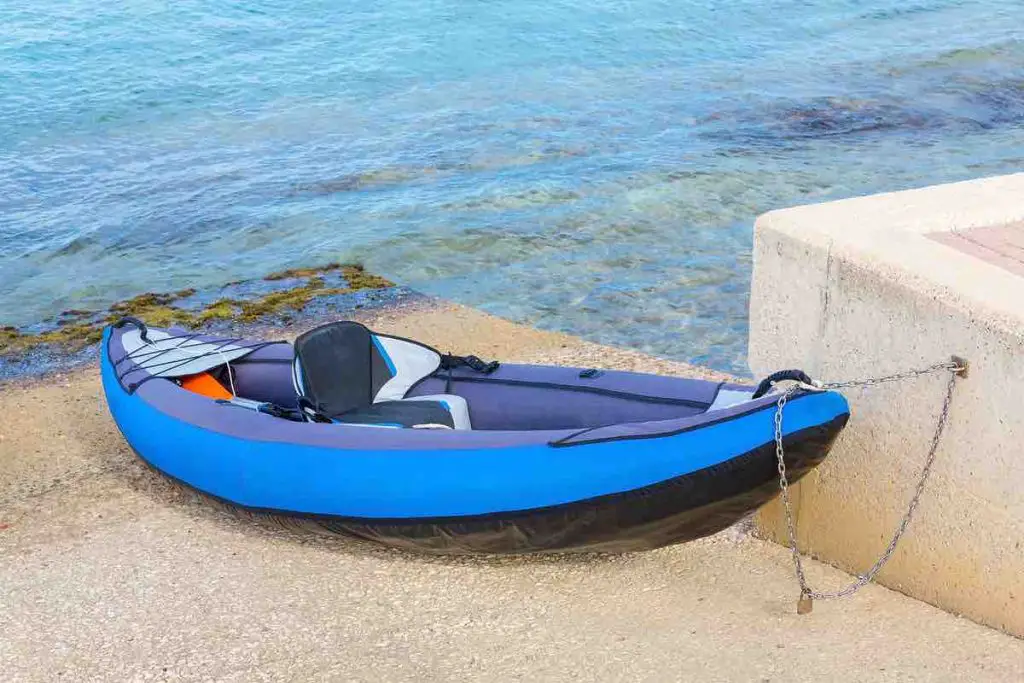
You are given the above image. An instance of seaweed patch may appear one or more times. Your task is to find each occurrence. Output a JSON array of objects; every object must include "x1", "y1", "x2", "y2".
[{"x1": 0, "y1": 264, "x2": 395, "y2": 359}]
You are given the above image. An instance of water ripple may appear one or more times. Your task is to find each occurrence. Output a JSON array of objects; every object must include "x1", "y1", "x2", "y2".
[{"x1": 3, "y1": 0, "x2": 1024, "y2": 373}]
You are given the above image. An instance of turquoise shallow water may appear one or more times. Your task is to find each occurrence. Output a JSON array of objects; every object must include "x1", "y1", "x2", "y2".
[{"x1": 3, "y1": 1, "x2": 1024, "y2": 373}]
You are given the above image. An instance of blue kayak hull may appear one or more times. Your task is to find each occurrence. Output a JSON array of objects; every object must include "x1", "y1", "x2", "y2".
[{"x1": 102, "y1": 325, "x2": 849, "y2": 554}]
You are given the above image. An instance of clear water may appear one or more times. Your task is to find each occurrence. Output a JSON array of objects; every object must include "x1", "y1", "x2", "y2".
[{"x1": 3, "y1": 1, "x2": 1023, "y2": 373}]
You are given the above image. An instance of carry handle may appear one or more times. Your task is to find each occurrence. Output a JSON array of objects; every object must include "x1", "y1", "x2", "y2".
[
  {"x1": 752, "y1": 369, "x2": 815, "y2": 400},
  {"x1": 112, "y1": 316, "x2": 150, "y2": 342}
]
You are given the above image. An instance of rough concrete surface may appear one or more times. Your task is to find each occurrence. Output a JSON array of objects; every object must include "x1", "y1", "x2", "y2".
[
  {"x1": 2, "y1": 303, "x2": 1022, "y2": 682},
  {"x1": 749, "y1": 174, "x2": 1024, "y2": 636}
]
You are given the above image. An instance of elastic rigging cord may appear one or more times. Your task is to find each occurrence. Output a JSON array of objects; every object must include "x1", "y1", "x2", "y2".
[
  {"x1": 116, "y1": 336, "x2": 286, "y2": 393},
  {"x1": 116, "y1": 336, "x2": 245, "y2": 382},
  {"x1": 112, "y1": 332, "x2": 206, "y2": 367}
]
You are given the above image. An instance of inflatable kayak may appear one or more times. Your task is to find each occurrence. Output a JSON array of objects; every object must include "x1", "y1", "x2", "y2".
[{"x1": 101, "y1": 318, "x2": 849, "y2": 554}]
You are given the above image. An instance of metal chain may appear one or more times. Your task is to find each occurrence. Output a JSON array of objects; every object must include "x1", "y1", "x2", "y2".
[
  {"x1": 821, "y1": 359, "x2": 961, "y2": 391},
  {"x1": 773, "y1": 359, "x2": 963, "y2": 608}
]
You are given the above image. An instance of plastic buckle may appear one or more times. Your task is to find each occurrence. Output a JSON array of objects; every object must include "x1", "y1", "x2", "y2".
[{"x1": 465, "y1": 355, "x2": 499, "y2": 374}]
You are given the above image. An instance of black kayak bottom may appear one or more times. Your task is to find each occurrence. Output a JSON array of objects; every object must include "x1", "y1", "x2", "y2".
[{"x1": 137, "y1": 416, "x2": 846, "y2": 555}]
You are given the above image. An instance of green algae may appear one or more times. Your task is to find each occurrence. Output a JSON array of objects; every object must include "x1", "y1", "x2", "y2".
[
  {"x1": 1, "y1": 323, "x2": 106, "y2": 355},
  {"x1": 195, "y1": 298, "x2": 240, "y2": 324},
  {"x1": 265, "y1": 262, "x2": 344, "y2": 280},
  {"x1": 0, "y1": 264, "x2": 394, "y2": 357},
  {"x1": 1, "y1": 326, "x2": 20, "y2": 347},
  {"x1": 334, "y1": 264, "x2": 393, "y2": 291}
]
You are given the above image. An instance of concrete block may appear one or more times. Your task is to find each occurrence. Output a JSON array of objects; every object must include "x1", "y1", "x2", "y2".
[{"x1": 749, "y1": 173, "x2": 1024, "y2": 636}]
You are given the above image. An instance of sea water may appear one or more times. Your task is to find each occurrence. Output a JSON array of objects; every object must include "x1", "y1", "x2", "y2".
[{"x1": 2, "y1": 0, "x2": 1023, "y2": 373}]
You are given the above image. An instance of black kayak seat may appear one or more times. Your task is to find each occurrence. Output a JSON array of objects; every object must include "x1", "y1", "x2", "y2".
[{"x1": 291, "y1": 321, "x2": 471, "y2": 429}]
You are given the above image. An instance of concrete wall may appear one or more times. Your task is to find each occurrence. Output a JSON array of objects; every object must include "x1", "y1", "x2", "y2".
[{"x1": 749, "y1": 173, "x2": 1024, "y2": 637}]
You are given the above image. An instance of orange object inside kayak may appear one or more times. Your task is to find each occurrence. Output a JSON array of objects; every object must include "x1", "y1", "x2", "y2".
[{"x1": 180, "y1": 372, "x2": 233, "y2": 400}]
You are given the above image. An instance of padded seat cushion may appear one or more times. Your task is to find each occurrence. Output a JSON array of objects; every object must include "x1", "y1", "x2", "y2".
[
  {"x1": 291, "y1": 321, "x2": 471, "y2": 428},
  {"x1": 292, "y1": 321, "x2": 442, "y2": 413},
  {"x1": 292, "y1": 322, "x2": 379, "y2": 418},
  {"x1": 402, "y1": 394, "x2": 472, "y2": 430},
  {"x1": 334, "y1": 394, "x2": 471, "y2": 430}
]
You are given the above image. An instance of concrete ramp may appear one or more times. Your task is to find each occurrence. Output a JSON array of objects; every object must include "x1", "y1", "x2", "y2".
[{"x1": 2, "y1": 303, "x2": 1021, "y2": 681}]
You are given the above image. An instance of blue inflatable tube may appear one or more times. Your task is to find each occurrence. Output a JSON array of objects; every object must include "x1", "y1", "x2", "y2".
[{"x1": 101, "y1": 323, "x2": 849, "y2": 554}]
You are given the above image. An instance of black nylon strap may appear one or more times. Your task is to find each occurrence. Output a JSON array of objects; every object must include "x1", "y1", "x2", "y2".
[
  {"x1": 112, "y1": 316, "x2": 150, "y2": 342},
  {"x1": 752, "y1": 369, "x2": 815, "y2": 400},
  {"x1": 439, "y1": 354, "x2": 500, "y2": 374}
]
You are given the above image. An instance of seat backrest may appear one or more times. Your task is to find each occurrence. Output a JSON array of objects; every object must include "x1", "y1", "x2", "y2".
[{"x1": 292, "y1": 321, "x2": 441, "y2": 418}]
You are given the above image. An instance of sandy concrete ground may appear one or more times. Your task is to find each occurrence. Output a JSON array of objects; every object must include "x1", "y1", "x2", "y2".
[{"x1": 1, "y1": 302, "x2": 1021, "y2": 682}]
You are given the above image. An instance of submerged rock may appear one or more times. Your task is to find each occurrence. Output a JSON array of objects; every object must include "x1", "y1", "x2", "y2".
[
  {"x1": 698, "y1": 70, "x2": 1024, "y2": 145},
  {"x1": 699, "y1": 95, "x2": 942, "y2": 144}
]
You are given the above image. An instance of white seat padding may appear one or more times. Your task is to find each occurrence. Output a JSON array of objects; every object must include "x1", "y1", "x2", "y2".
[
  {"x1": 371, "y1": 335, "x2": 442, "y2": 402},
  {"x1": 402, "y1": 394, "x2": 472, "y2": 430},
  {"x1": 290, "y1": 322, "x2": 473, "y2": 429}
]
